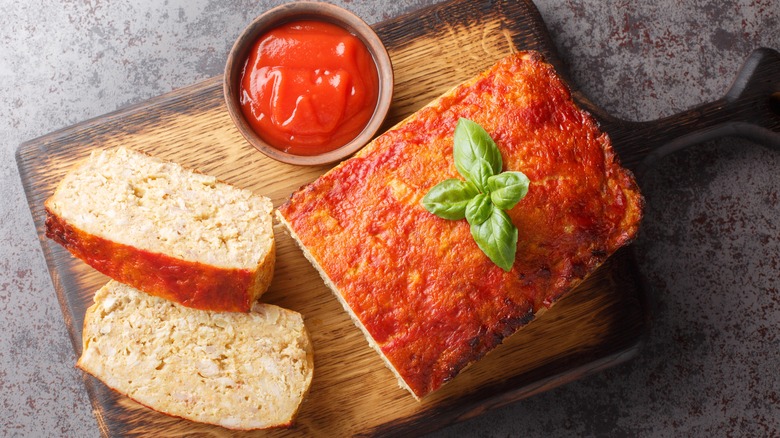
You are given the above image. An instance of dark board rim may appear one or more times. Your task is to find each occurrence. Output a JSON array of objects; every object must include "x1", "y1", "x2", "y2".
[{"x1": 583, "y1": 47, "x2": 780, "y2": 179}]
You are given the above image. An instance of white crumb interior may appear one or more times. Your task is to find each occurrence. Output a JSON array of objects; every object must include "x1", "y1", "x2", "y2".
[
  {"x1": 48, "y1": 147, "x2": 273, "y2": 268},
  {"x1": 78, "y1": 281, "x2": 313, "y2": 430}
]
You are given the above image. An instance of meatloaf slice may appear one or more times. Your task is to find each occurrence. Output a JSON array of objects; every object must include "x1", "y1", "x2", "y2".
[
  {"x1": 45, "y1": 147, "x2": 275, "y2": 312},
  {"x1": 78, "y1": 280, "x2": 313, "y2": 430}
]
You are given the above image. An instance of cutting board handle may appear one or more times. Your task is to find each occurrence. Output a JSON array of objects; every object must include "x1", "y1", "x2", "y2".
[{"x1": 601, "y1": 47, "x2": 780, "y2": 178}]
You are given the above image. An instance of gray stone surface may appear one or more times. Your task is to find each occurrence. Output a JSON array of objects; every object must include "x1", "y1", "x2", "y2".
[{"x1": 1, "y1": 0, "x2": 778, "y2": 436}]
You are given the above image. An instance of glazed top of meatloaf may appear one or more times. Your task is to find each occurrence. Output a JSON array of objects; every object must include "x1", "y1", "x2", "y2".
[{"x1": 277, "y1": 51, "x2": 643, "y2": 399}]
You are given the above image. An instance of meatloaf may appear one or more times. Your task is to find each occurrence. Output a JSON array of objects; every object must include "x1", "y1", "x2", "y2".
[
  {"x1": 45, "y1": 147, "x2": 275, "y2": 312},
  {"x1": 276, "y1": 51, "x2": 643, "y2": 399},
  {"x1": 78, "y1": 280, "x2": 313, "y2": 430}
]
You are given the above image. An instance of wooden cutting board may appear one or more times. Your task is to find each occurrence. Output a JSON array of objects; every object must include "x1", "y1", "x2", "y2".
[{"x1": 16, "y1": 0, "x2": 780, "y2": 436}]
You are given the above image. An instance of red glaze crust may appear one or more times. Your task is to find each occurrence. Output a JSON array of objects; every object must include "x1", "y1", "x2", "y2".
[
  {"x1": 277, "y1": 52, "x2": 643, "y2": 398},
  {"x1": 45, "y1": 208, "x2": 274, "y2": 312}
]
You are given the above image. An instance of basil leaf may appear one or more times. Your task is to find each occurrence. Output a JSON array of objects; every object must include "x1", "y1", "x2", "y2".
[
  {"x1": 488, "y1": 171, "x2": 530, "y2": 210},
  {"x1": 469, "y1": 157, "x2": 496, "y2": 191},
  {"x1": 422, "y1": 118, "x2": 528, "y2": 271},
  {"x1": 422, "y1": 178, "x2": 479, "y2": 220},
  {"x1": 470, "y1": 205, "x2": 518, "y2": 271},
  {"x1": 453, "y1": 118, "x2": 502, "y2": 188},
  {"x1": 465, "y1": 193, "x2": 492, "y2": 225}
]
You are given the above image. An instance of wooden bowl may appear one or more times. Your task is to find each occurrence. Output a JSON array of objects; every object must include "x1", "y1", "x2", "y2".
[{"x1": 223, "y1": 2, "x2": 393, "y2": 166}]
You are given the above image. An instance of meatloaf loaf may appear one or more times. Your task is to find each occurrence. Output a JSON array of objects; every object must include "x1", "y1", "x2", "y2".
[
  {"x1": 78, "y1": 280, "x2": 313, "y2": 430},
  {"x1": 276, "y1": 51, "x2": 643, "y2": 399},
  {"x1": 45, "y1": 147, "x2": 275, "y2": 312}
]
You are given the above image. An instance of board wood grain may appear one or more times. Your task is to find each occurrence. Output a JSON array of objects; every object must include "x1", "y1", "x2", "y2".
[{"x1": 16, "y1": 0, "x2": 654, "y2": 436}]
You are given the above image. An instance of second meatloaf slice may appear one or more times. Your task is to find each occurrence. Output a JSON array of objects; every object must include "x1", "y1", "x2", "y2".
[
  {"x1": 277, "y1": 52, "x2": 643, "y2": 399},
  {"x1": 77, "y1": 280, "x2": 313, "y2": 430},
  {"x1": 45, "y1": 147, "x2": 275, "y2": 312}
]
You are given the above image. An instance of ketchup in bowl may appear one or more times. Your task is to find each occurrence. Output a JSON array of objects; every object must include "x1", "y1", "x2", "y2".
[{"x1": 239, "y1": 20, "x2": 380, "y2": 156}]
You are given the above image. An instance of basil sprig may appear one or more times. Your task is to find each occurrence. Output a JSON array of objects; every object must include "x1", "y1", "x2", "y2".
[{"x1": 422, "y1": 118, "x2": 530, "y2": 271}]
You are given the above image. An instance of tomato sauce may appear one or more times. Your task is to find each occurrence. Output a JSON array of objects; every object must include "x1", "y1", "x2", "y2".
[{"x1": 239, "y1": 20, "x2": 380, "y2": 156}]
